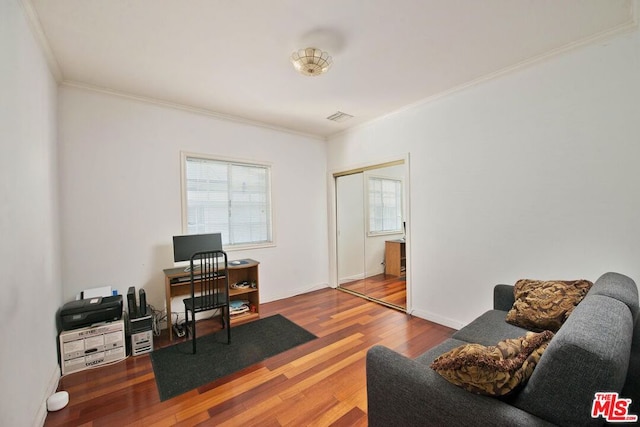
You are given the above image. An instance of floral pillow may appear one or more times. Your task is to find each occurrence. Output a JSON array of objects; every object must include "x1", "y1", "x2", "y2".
[
  {"x1": 430, "y1": 330, "x2": 554, "y2": 396},
  {"x1": 505, "y1": 279, "x2": 593, "y2": 332}
]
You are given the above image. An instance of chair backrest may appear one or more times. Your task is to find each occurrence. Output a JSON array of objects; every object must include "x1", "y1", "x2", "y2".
[{"x1": 190, "y1": 250, "x2": 228, "y2": 310}]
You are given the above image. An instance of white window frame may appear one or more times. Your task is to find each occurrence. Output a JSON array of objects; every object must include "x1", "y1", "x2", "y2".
[
  {"x1": 366, "y1": 174, "x2": 403, "y2": 237},
  {"x1": 180, "y1": 152, "x2": 275, "y2": 251}
]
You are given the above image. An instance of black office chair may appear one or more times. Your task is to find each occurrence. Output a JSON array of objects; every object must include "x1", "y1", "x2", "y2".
[{"x1": 183, "y1": 250, "x2": 230, "y2": 353}]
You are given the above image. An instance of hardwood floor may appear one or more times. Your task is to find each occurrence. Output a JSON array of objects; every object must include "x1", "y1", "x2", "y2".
[
  {"x1": 45, "y1": 288, "x2": 454, "y2": 426},
  {"x1": 340, "y1": 273, "x2": 407, "y2": 308}
]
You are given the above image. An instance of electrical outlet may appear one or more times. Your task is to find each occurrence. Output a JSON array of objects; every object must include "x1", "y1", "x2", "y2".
[{"x1": 173, "y1": 324, "x2": 185, "y2": 338}]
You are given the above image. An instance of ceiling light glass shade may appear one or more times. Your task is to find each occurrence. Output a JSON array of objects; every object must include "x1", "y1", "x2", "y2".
[{"x1": 290, "y1": 47, "x2": 333, "y2": 76}]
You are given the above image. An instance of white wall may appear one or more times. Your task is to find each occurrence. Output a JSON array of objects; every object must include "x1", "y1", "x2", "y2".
[
  {"x1": 58, "y1": 87, "x2": 329, "y2": 322},
  {"x1": 0, "y1": 0, "x2": 62, "y2": 425},
  {"x1": 328, "y1": 29, "x2": 640, "y2": 329}
]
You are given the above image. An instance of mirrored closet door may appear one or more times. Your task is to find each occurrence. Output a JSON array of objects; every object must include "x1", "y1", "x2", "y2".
[{"x1": 335, "y1": 161, "x2": 407, "y2": 310}]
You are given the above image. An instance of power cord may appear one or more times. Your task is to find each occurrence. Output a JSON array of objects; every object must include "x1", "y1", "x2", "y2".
[
  {"x1": 145, "y1": 304, "x2": 165, "y2": 337},
  {"x1": 171, "y1": 308, "x2": 221, "y2": 336}
]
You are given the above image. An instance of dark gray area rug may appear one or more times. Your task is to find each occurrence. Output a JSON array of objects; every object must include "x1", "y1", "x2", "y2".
[{"x1": 150, "y1": 314, "x2": 316, "y2": 401}]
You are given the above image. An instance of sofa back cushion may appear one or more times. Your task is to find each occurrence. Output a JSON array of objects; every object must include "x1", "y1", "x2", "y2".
[
  {"x1": 589, "y1": 272, "x2": 639, "y2": 321},
  {"x1": 512, "y1": 295, "x2": 633, "y2": 426},
  {"x1": 622, "y1": 316, "x2": 640, "y2": 415},
  {"x1": 494, "y1": 284, "x2": 516, "y2": 311}
]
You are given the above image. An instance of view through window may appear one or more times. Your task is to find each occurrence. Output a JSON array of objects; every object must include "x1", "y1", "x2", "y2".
[
  {"x1": 368, "y1": 176, "x2": 402, "y2": 235},
  {"x1": 183, "y1": 154, "x2": 272, "y2": 248}
]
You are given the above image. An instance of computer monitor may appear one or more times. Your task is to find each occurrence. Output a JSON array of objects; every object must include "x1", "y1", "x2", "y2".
[{"x1": 172, "y1": 233, "x2": 223, "y2": 262}]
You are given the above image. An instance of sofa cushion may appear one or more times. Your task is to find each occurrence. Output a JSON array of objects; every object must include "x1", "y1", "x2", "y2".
[
  {"x1": 513, "y1": 295, "x2": 633, "y2": 426},
  {"x1": 506, "y1": 279, "x2": 592, "y2": 332},
  {"x1": 368, "y1": 342, "x2": 557, "y2": 427},
  {"x1": 589, "y1": 272, "x2": 639, "y2": 321},
  {"x1": 414, "y1": 338, "x2": 472, "y2": 367},
  {"x1": 430, "y1": 331, "x2": 554, "y2": 397},
  {"x1": 453, "y1": 310, "x2": 530, "y2": 346}
]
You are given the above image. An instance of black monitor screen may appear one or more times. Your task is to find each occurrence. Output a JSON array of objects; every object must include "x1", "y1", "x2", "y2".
[{"x1": 172, "y1": 233, "x2": 223, "y2": 262}]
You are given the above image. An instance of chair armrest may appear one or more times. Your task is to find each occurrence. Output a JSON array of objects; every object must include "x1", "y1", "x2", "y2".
[
  {"x1": 494, "y1": 284, "x2": 515, "y2": 311},
  {"x1": 366, "y1": 345, "x2": 552, "y2": 427}
]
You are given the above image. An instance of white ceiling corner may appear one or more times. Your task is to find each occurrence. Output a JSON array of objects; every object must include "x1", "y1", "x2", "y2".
[{"x1": 28, "y1": 0, "x2": 636, "y2": 138}]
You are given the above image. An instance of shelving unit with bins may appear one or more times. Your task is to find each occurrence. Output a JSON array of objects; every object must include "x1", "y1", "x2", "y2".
[{"x1": 59, "y1": 319, "x2": 126, "y2": 375}]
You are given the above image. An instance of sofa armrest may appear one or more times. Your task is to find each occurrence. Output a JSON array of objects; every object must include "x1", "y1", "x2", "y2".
[
  {"x1": 494, "y1": 284, "x2": 515, "y2": 311},
  {"x1": 366, "y1": 345, "x2": 553, "y2": 427}
]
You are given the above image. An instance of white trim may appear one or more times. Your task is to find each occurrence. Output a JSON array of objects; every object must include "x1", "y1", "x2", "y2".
[
  {"x1": 180, "y1": 151, "x2": 275, "y2": 250},
  {"x1": 331, "y1": 157, "x2": 406, "y2": 178},
  {"x1": 62, "y1": 81, "x2": 325, "y2": 141},
  {"x1": 409, "y1": 308, "x2": 465, "y2": 331},
  {"x1": 34, "y1": 365, "x2": 61, "y2": 426},
  {"x1": 338, "y1": 272, "x2": 366, "y2": 286},
  {"x1": 223, "y1": 242, "x2": 276, "y2": 253},
  {"x1": 261, "y1": 282, "x2": 330, "y2": 304},
  {"x1": 403, "y1": 153, "x2": 412, "y2": 312},
  {"x1": 17, "y1": 0, "x2": 63, "y2": 82},
  {"x1": 329, "y1": 154, "x2": 411, "y2": 312},
  {"x1": 180, "y1": 152, "x2": 189, "y2": 236},
  {"x1": 19, "y1": 0, "x2": 638, "y2": 140},
  {"x1": 327, "y1": 14, "x2": 639, "y2": 141}
]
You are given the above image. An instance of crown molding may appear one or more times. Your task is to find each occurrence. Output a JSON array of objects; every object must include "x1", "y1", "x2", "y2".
[
  {"x1": 17, "y1": 0, "x2": 63, "y2": 82},
  {"x1": 328, "y1": 10, "x2": 639, "y2": 141},
  {"x1": 61, "y1": 81, "x2": 326, "y2": 142}
]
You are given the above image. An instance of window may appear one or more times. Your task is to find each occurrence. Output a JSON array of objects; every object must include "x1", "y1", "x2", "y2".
[
  {"x1": 368, "y1": 176, "x2": 402, "y2": 235},
  {"x1": 182, "y1": 153, "x2": 273, "y2": 248}
]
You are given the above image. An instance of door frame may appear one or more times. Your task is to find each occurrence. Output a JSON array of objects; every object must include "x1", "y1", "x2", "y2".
[{"x1": 328, "y1": 154, "x2": 411, "y2": 312}]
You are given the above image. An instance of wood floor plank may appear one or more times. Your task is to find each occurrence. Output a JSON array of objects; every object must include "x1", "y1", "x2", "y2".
[
  {"x1": 214, "y1": 394, "x2": 283, "y2": 427},
  {"x1": 45, "y1": 287, "x2": 455, "y2": 426},
  {"x1": 306, "y1": 400, "x2": 355, "y2": 427},
  {"x1": 277, "y1": 349, "x2": 367, "y2": 401},
  {"x1": 330, "y1": 407, "x2": 368, "y2": 427},
  {"x1": 277, "y1": 392, "x2": 342, "y2": 427}
]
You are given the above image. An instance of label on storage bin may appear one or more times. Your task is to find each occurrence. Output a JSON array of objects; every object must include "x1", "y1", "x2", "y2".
[
  {"x1": 64, "y1": 357, "x2": 85, "y2": 369},
  {"x1": 63, "y1": 339, "x2": 85, "y2": 359},
  {"x1": 105, "y1": 347, "x2": 125, "y2": 359},
  {"x1": 104, "y1": 331, "x2": 122, "y2": 347},
  {"x1": 85, "y1": 351, "x2": 105, "y2": 366},
  {"x1": 84, "y1": 335, "x2": 105, "y2": 350}
]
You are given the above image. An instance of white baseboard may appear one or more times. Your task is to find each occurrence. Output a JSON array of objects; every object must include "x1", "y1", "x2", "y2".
[
  {"x1": 409, "y1": 308, "x2": 465, "y2": 330},
  {"x1": 34, "y1": 364, "x2": 60, "y2": 426},
  {"x1": 338, "y1": 273, "x2": 364, "y2": 285},
  {"x1": 262, "y1": 282, "x2": 329, "y2": 304}
]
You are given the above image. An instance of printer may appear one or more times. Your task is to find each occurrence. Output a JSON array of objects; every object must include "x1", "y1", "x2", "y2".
[{"x1": 60, "y1": 295, "x2": 123, "y2": 330}]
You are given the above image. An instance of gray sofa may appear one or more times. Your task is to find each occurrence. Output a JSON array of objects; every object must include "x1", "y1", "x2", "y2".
[{"x1": 367, "y1": 272, "x2": 640, "y2": 426}]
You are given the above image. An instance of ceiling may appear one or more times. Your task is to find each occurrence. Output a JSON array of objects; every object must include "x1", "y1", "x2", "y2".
[{"x1": 30, "y1": 0, "x2": 635, "y2": 138}]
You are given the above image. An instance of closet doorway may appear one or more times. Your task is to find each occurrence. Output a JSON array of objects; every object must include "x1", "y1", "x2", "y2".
[{"x1": 335, "y1": 160, "x2": 407, "y2": 310}]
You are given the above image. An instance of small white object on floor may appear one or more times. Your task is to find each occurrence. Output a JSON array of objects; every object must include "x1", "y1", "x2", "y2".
[{"x1": 47, "y1": 391, "x2": 69, "y2": 412}]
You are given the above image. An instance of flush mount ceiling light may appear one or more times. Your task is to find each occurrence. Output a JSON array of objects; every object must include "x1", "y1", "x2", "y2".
[{"x1": 290, "y1": 47, "x2": 333, "y2": 76}]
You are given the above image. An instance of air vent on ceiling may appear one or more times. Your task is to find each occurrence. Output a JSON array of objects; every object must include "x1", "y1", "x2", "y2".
[{"x1": 326, "y1": 111, "x2": 354, "y2": 122}]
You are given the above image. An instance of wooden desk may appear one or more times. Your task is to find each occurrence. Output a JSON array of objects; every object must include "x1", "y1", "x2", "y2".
[
  {"x1": 164, "y1": 259, "x2": 260, "y2": 340},
  {"x1": 385, "y1": 240, "x2": 406, "y2": 277}
]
